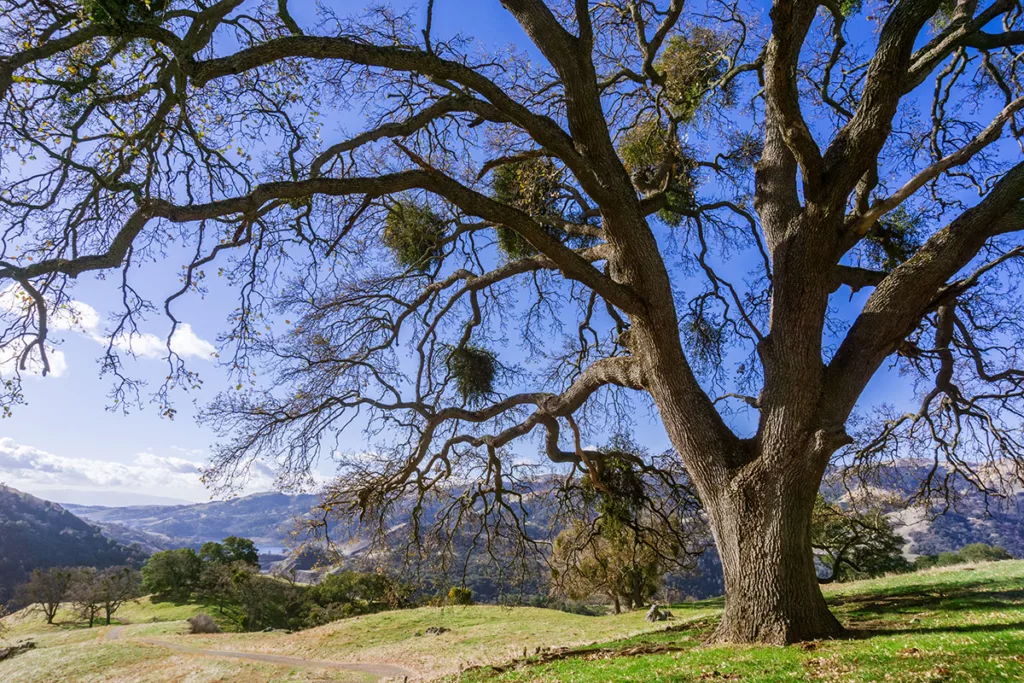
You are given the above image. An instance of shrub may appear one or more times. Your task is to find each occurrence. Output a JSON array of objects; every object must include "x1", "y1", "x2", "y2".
[
  {"x1": 187, "y1": 613, "x2": 221, "y2": 634},
  {"x1": 958, "y1": 543, "x2": 1013, "y2": 563},
  {"x1": 447, "y1": 586, "x2": 473, "y2": 606},
  {"x1": 446, "y1": 344, "x2": 498, "y2": 404},
  {"x1": 382, "y1": 201, "x2": 447, "y2": 273}
]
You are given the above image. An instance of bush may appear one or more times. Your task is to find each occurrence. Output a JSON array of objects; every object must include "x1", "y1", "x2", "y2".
[
  {"x1": 447, "y1": 586, "x2": 473, "y2": 606},
  {"x1": 957, "y1": 543, "x2": 1013, "y2": 563},
  {"x1": 187, "y1": 613, "x2": 221, "y2": 634},
  {"x1": 914, "y1": 542, "x2": 1014, "y2": 570}
]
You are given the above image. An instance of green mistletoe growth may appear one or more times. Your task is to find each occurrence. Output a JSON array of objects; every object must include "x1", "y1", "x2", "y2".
[
  {"x1": 656, "y1": 28, "x2": 732, "y2": 122},
  {"x1": 446, "y1": 344, "x2": 498, "y2": 404},
  {"x1": 491, "y1": 159, "x2": 565, "y2": 258},
  {"x1": 83, "y1": 0, "x2": 166, "y2": 27},
  {"x1": 382, "y1": 200, "x2": 447, "y2": 274},
  {"x1": 619, "y1": 120, "x2": 697, "y2": 226}
]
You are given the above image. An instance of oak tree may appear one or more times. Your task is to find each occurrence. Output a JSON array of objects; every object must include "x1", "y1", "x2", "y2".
[{"x1": 2, "y1": 0, "x2": 1024, "y2": 643}]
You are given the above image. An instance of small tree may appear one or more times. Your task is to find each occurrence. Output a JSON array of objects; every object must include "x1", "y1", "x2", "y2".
[
  {"x1": 230, "y1": 564, "x2": 271, "y2": 631},
  {"x1": 811, "y1": 496, "x2": 911, "y2": 584},
  {"x1": 198, "y1": 562, "x2": 236, "y2": 614},
  {"x1": 142, "y1": 548, "x2": 202, "y2": 600},
  {"x1": 199, "y1": 537, "x2": 260, "y2": 568},
  {"x1": 15, "y1": 567, "x2": 76, "y2": 625},
  {"x1": 552, "y1": 440, "x2": 705, "y2": 613},
  {"x1": 69, "y1": 568, "x2": 102, "y2": 628},
  {"x1": 553, "y1": 521, "x2": 662, "y2": 613},
  {"x1": 93, "y1": 566, "x2": 142, "y2": 625}
]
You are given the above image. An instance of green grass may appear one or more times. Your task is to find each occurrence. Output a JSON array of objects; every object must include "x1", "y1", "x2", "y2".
[
  {"x1": 168, "y1": 602, "x2": 719, "y2": 677},
  {"x1": 456, "y1": 561, "x2": 1024, "y2": 682},
  {"x1": 4, "y1": 562, "x2": 1024, "y2": 681}
]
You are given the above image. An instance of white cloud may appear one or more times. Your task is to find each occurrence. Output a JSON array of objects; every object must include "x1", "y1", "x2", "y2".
[
  {"x1": 0, "y1": 437, "x2": 205, "y2": 492},
  {"x1": 0, "y1": 286, "x2": 216, "y2": 372},
  {"x1": 0, "y1": 437, "x2": 282, "y2": 502},
  {"x1": 0, "y1": 340, "x2": 68, "y2": 378}
]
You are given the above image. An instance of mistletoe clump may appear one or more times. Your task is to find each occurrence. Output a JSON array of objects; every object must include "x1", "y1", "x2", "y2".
[
  {"x1": 618, "y1": 120, "x2": 697, "y2": 226},
  {"x1": 382, "y1": 201, "x2": 447, "y2": 274},
  {"x1": 446, "y1": 344, "x2": 498, "y2": 404},
  {"x1": 83, "y1": 0, "x2": 165, "y2": 27},
  {"x1": 491, "y1": 159, "x2": 566, "y2": 258},
  {"x1": 864, "y1": 207, "x2": 924, "y2": 272},
  {"x1": 657, "y1": 28, "x2": 732, "y2": 122}
]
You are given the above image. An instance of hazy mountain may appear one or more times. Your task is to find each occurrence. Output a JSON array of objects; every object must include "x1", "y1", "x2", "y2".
[
  {"x1": 0, "y1": 485, "x2": 147, "y2": 602},
  {"x1": 30, "y1": 489, "x2": 196, "y2": 507},
  {"x1": 65, "y1": 491, "x2": 321, "y2": 550},
  {"x1": 55, "y1": 460, "x2": 1023, "y2": 602}
]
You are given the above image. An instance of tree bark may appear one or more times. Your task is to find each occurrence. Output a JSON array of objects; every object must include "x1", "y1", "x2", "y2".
[{"x1": 702, "y1": 461, "x2": 845, "y2": 645}]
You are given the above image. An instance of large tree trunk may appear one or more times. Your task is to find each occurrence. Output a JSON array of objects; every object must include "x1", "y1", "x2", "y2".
[{"x1": 702, "y1": 463, "x2": 844, "y2": 645}]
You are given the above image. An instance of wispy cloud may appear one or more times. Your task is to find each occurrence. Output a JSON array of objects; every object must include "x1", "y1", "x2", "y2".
[
  {"x1": 0, "y1": 437, "x2": 277, "y2": 501},
  {"x1": 0, "y1": 286, "x2": 215, "y2": 376}
]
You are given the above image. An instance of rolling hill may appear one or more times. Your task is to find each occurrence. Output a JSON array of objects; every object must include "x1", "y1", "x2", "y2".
[{"x1": 0, "y1": 485, "x2": 147, "y2": 602}]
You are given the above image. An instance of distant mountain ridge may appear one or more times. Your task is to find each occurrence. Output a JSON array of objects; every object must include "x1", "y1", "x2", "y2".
[
  {"x1": 0, "y1": 485, "x2": 146, "y2": 602},
  {"x1": 55, "y1": 461, "x2": 1024, "y2": 602},
  {"x1": 65, "y1": 491, "x2": 320, "y2": 551}
]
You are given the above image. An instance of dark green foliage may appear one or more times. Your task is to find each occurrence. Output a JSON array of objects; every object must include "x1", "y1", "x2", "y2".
[
  {"x1": 82, "y1": 0, "x2": 165, "y2": 27},
  {"x1": 915, "y1": 542, "x2": 1014, "y2": 570},
  {"x1": 303, "y1": 571, "x2": 412, "y2": 627},
  {"x1": 382, "y1": 201, "x2": 448, "y2": 273},
  {"x1": 618, "y1": 120, "x2": 696, "y2": 226},
  {"x1": 446, "y1": 344, "x2": 498, "y2": 404},
  {"x1": 656, "y1": 28, "x2": 732, "y2": 122},
  {"x1": 199, "y1": 536, "x2": 260, "y2": 567},
  {"x1": 811, "y1": 496, "x2": 912, "y2": 583},
  {"x1": 959, "y1": 542, "x2": 1014, "y2": 563},
  {"x1": 0, "y1": 485, "x2": 145, "y2": 603},
  {"x1": 141, "y1": 548, "x2": 202, "y2": 599},
  {"x1": 447, "y1": 586, "x2": 473, "y2": 605},
  {"x1": 864, "y1": 207, "x2": 924, "y2": 272}
]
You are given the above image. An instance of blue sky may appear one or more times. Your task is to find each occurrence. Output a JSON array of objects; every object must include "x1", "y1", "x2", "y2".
[
  {"x1": 0, "y1": 0, "x2": 553, "y2": 506},
  {"x1": 0, "y1": 0, "x2": 933, "y2": 506}
]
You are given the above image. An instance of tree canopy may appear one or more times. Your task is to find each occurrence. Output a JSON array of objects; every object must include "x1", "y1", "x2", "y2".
[{"x1": 1, "y1": 0, "x2": 1023, "y2": 644}]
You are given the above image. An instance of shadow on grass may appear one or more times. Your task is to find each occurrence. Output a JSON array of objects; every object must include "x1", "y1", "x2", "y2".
[{"x1": 849, "y1": 619, "x2": 1024, "y2": 639}]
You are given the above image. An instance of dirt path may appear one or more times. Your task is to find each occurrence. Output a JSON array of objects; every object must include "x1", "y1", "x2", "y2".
[
  {"x1": 103, "y1": 625, "x2": 126, "y2": 641},
  {"x1": 102, "y1": 625, "x2": 416, "y2": 679}
]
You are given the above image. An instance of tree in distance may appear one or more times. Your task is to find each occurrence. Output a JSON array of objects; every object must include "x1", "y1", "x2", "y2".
[
  {"x1": 810, "y1": 496, "x2": 911, "y2": 584},
  {"x1": 15, "y1": 567, "x2": 77, "y2": 625},
  {"x1": 2, "y1": 0, "x2": 1024, "y2": 644},
  {"x1": 142, "y1": 549, "x2": 202, "y2": 601}
]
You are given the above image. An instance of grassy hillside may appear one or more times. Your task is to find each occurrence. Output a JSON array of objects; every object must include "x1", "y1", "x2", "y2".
[
  {"x1": 459, "y1": 561, "x2": 1024, "y2": 682},
  {"x1": 2, "y1": 561, "x2": 1023, "y2": 681}
]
